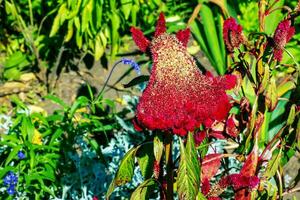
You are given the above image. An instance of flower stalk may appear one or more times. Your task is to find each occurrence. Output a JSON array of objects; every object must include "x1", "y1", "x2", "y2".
[{"x1": 164, "y1": 132, "x2": 173, "y2": 200}]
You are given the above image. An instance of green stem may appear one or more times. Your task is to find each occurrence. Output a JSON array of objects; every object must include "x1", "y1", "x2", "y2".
[
  {"x1": 95, "y1": 60, "x2": 122, "y2": 102},
  {"x1": 28, "y1": 0, "x2": 33, "y2": 26},
  {"x1": 165, "y1": 132, "x2": 173, "y2": 200}
]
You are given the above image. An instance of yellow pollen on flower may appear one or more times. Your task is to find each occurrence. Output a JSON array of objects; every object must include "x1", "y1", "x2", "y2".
[{"x1": 150, "y1": 33, "x2": 211, "y2": 91}]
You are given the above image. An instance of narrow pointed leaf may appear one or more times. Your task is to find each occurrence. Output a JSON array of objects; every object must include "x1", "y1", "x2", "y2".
[
  {"x1": 177, "y1": 132, "x2": 200, "y2": 200},
  {"x1": 136, "y1": 142, "x2": 154, "y2": 179},
  {"x1": 201, "y1": 153, "x2": 222, "y2": 181},
  {"x1": 123, "y1": 75, "x2": 149, "y2": 88},
  {"x1": 106, "y1": 147, "x2": 137, "y2": 198},
  {"x1": 153, "y1": 134, "x2": 164, "y2": 162},
  {"x1": 130, "y1": 178, "x2": 157, "y2": 200},
  {"x1": 264, "y1": 147, "x2": 282, "y2": 179}
]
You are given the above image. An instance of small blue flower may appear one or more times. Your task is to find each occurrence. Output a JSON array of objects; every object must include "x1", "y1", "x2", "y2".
[
  {"x1": 121, "y1": 58, "x2": 141, "y2": 75},
  {"x1": 3, "y1": 171, "x2": 18, "y2": 186},
  {"x1": 17, "y1": 150, "x2": 25, "y2": 159},
  {"x1": 7, "y1": 185, "x2": 16, "y2": 195}
]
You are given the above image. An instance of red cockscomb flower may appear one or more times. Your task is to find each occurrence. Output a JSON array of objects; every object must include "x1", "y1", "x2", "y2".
[
  {"x1": 131, "y1": 13, "x2": 236, "y2": 136},
  {"x1": 223, "y1": 17, "x2": 244, "y2": 52},
  {"x1": 273, "y1": 19, "x2": 295, "y2": 61}
]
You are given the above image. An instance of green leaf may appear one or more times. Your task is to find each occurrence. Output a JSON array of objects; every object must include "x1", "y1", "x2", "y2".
[
  {"x1": 123, "y1": 75, "x2": 149, "y2": 88},
  {"x1": 136, "y1": 142, "x2": 154, "y2": 179},
  {"x1": 69, "y1": 96, "x2": 89, "y2": 118},
  {"x1": 76, "y1": 28, "x2": 83, "y2": 48},
  {"x1": 110, "y1": 12, "x2": 120, "y2": 58},
  {"x1": 121, "y1": 0, "x2": 132, "y2": 20},
  {"x1": 50, "y1": 3, "x2": 67, "y2": 37},
  {"x1": 49, "y1": 128, "x2": 64, "y2": 145},
  {"x1": 21, "y1": 116, "x2": 35, "y2": 142},
  {"x1": 3, "y1": 67, "x2": 21, "y2": 80},
  {"x1": 190, "y1": 20, "x2": 215, "y2": 66},
  {"x1": 44, "y1": 94, "x2": 69, "y2": 109},
  {"x1": 196, "y1": 191, "x2": 208, "y2": 200},
  {"x1": 200, "y1": 4, "x2": 225, "y2": 74},
  {"x1": 65, "y1": 19, "x2": 74, "y2": 42},
  {"x1": 95, "y1": 34, "x2": 104, "y2": 60},
  {"x1": 81, "y1": 0, "x2": 92, "y2": 33},
  {"x1": 5, "y1": 145, "x2": 21, "y2": 166},
  {"x1": 265, "y1": 76, "x2": 278, "y2": 111},
  {"x1": 287, "y1": 104, "x2": 296, "y2": 125},
  {"x1": 264, "y1": 0, "x2": 284, "y2": 34},
  {"x1": 153, "y1": 134, "x2": 164, "y2": 162},
  {"x1": 269, "y1": 92, "x2": 291, "y2": 139},
  {"x1": 277, "y1": 81, "x2": 296, "y2": 97},
  {"x1": 106, "y1": 146, "x2": 138, "y2": 198},
  {"x1": 4, "y1": 51, "x2": 28, "y2": 68},
  {"x1": 130, "y1": 179, "x2": 157, "y2": 200},
  {"x1": 177, "y1": 132, "x2": 200, "y2": 200},
  {"x1": 264, "y1": 147, "x2": 282, "y2": 179}
]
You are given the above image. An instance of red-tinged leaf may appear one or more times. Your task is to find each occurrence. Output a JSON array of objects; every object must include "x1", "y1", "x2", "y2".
[
  {"x1": 201, "y1": 154, "x2": 222, "y2": 182},
  {"x1": 130, "y1": 178, "x2": 157, "y2": 200},
  {"x1": 235, "y1": 143, "x2": 259, "y2": 200},
  {"x1": 201, "y1": 178, "x2": 211, "y2": 195},
  {"x1": 226, "y1": 116, "x2": 239, "y2": 137},
  {"x1": 209, "y1": 131, "x2": 225, "y2": 139},
  {"x1": 154, "y1": 13, "x2": 166, "y2": 37}
]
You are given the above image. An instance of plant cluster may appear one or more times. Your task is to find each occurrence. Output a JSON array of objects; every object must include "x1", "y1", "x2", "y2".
[{"x1": 107, "y1": 1, "x2": 300, "y2": 200}]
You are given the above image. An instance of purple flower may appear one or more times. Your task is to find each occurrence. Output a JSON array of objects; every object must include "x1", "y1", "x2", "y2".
[
  {"x1": 3, "y1": 172, "x2": 18, "y2": 195},
  {"x1": 3, "y1": 171, "x2": 18, "y2": 186},
  {"x1": 17, "y1": 150, "x2": 25, "y2": 159},
  {"x1": 7, "y1": 185, "x2": 16, "y2": 195},
  {"x1": 121, "y1": 58, "x2": 141, "y2": 75}
]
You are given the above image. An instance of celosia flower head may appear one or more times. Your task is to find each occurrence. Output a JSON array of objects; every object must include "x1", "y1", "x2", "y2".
[
  {"x1": 223, "y1": 17, "x2": 244, "y2": 52},
  {"x1": 131, "y1": 13, "x2": 236, "y2": 136},
  {"x1": 273, "y1": 19, "x2": 295, "y2": 61}
]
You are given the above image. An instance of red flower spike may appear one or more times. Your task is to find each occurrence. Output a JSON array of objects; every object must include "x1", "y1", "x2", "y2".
[
  {"x1": 133, "y1": 14, "x2": 236, "y2": 136},
  {"x1": 219, "y1": 174, "x2": 259, "y2": 191},
  {"x1": 273, "y1": 19, "x2": 295, "y2": 61},
  {"x1": 130, "y1": 27, "x2": 150, "y2": 52},
  {"x1": 154, "y1": 13, "x2": 166, "y2": 38},
  {"x1": 201, "y1": 154, "x2": 222, "y2": 182},
  {"x1": 176, "y1": 28, "x2": 190, "y2": 47},
  {"x1": 223, "y1": 17, "x2": 244, "y2": 52}
]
